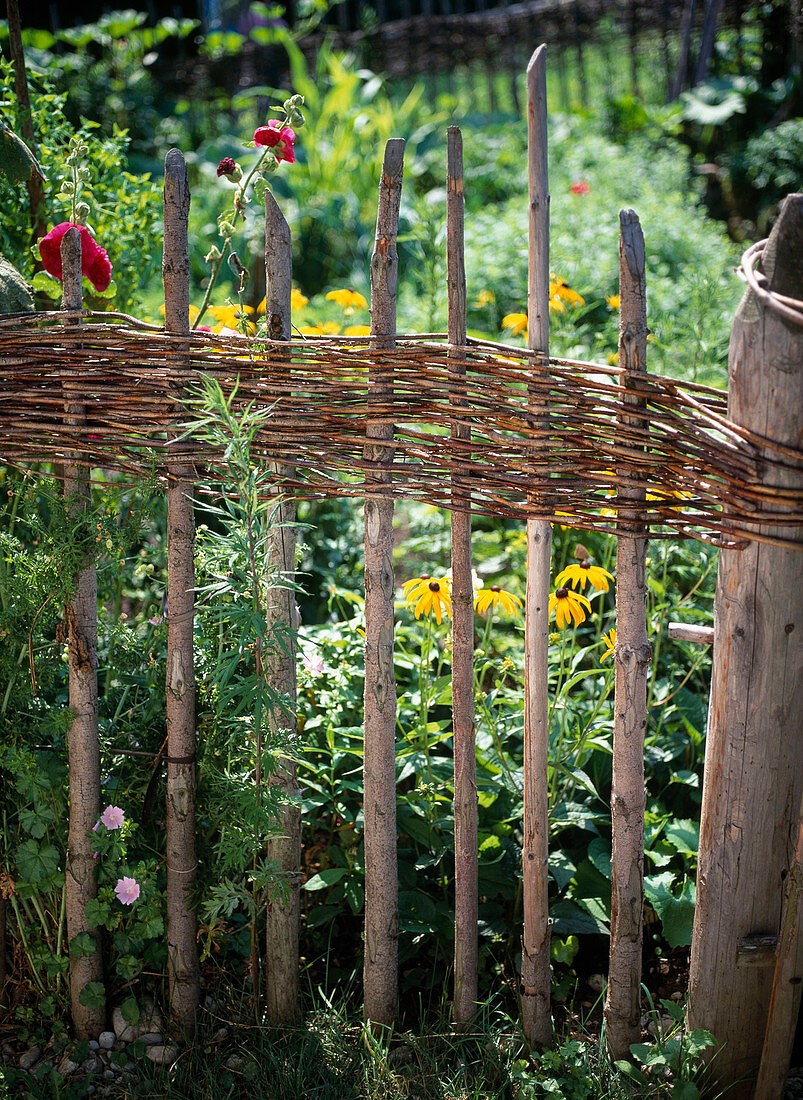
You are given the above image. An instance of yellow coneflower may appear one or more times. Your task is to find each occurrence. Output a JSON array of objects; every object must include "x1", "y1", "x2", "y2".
[
  {"x1": 601, "y1": 628, "x2": 616, "y2": 662},
  {"x1": 606, "y1": 294, "x2": 620, "y2": 310},
  {"x1": 403, "y1": 575, "x2": 452, "y2": 624},
  {"x1": 299, "y1": 321, "x2": 342, "y2": 336},
  {"x1": 326, "y1": 288, "x2": 368, "y2": 313},
  {"x1": 550, "y1": 276, "x2": 585, "y2": 312},
  {"x1": 555, "y1": 560, "x2": 614, "y2": 594},
  {"x1": 549, "y1": 587, "x2": 592, "y2": 629},
  {"x1": 607, "y1": 351, "x2": 620, "y2": 366},
  {"x1": 502, "y1": 312, "x2": 528, "y2": 337},
  {"x1": 473, "y1": 289, "x2": 495, "y2": 308},
  {"x1": 474, "y1": 586, "x2": 523, "y2": 617},
  {"x1": 291, "y1": 288, "x2": 309, "y2": 310},
  {"x1": 343, "y1": 325, "x2": 371, "y2": 337}
]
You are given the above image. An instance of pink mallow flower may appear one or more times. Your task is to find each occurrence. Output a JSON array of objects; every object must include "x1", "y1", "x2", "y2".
[
  {"x1": 302, "y1": 650, "x2": 324, "y2": 674},
  {"x1": 570, "y1": 180, "x2": 590, "y2": 195},
  {"x1": 254, "y1": 121, "x2": 295, "y2": 164},
  {"x1": 38, "y1": 223, "x2": 112, "y2": 293},
  {"x1": 114, "y1": 877, "x2": 140, "y2": 905},
  {"x1": 100, "y1": 805, "x2": 125, "y2": 830}
]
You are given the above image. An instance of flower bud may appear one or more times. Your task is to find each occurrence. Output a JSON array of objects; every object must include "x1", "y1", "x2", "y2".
[
  {"x1": 75, "y1": 202, "x2": 91, "y2": 220},
  {"x1": 204, "y1": 245, "x2": 222, "y2": 264},
  {"x1": 218, "y1": 220, "x2": 235, "y2": 237},
  {"x1": 216, "y1": 157, "x2": 242, "y2": 182}
]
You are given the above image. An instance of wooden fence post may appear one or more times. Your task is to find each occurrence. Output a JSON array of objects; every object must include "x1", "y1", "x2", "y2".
[
  {"x1": 687, "y1": 194, "x2": 803, "y2": 1098},
  {"x1": 363, "y1": 137, "x2": 404, "y2": 1031},
  {"x1": 521, "y1": 44, "x2": 553, "y2": 1049},
  {"x1": 604, "y1": 209, "x2": 650, "y2": 1059},
  {"x1": 263, "y1": 188, "x2": 302, "y2": 1024},
  {"x1": 62, "y1": 228, "x2": 105, "y2": 1040},
  {"x1": 447, "y1": 125, "x2": 478, "y2": 1028},
  {"x1": 162, "y1": 148, "x2": 200, "y2": 1034}
]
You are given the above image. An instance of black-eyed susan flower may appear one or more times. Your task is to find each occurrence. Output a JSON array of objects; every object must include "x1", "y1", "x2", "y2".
[
  {"x1": 601, "y1": 628, "x2": 616, "y2": 662},
  {"x1": 291, "y1": 288, "x2": 309, "y2": 310},
  {"x1": 502, "y1": 312, "x2": 528, "y2": 337},
  {"x1": 473, "y1": 289, "x2": 495, "y2": 308},
  {"x1": 403, "y1": 575, "x2": 452, "y2": 624},
  {"x1": 474, "y1": 585, "x2": 523, "y2": 617},
  {"x1": 549, "y1": 276, "x2": 585, "y2": 313},
  {"x1": 549, "y1": 587, "x2": 591, "y2": 629},
  {"x1": 326, "y1": 288, "x2": 368, "y2": 313},
  {"x1": 606, "y1": 294, "x2": 620, "y2": 310},
  {"x1": 555, "y1": 560, "x2": 614, "y2": 594}
]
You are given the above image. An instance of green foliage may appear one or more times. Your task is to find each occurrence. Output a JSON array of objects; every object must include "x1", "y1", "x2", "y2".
[{"x1": 0, "y1": 59, "x2": 163, "y2": 312}]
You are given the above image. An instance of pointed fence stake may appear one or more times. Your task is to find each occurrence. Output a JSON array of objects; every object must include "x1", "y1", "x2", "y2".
[
  {"x1": 604, "y1": 209, "x2": 650, "y2": 1059},
  {"x1": 263, "y1": 187, "x2": 302, "y2": 1024},
  {"x1": 447, "y1": 125, "x2": 478, "y2": 1028},
  {"x1": 62, "y1": 228, "x2": 105, "y2": 1039},
  {"x1": 162, "y1": 148, "x2": 200, "y2": 1035},
  {"x1": 521, "y1": 44, "x2": 553, "y2": 1049},
  {"x1": 363, "y1": 137, "x2": 404, "y2": 1031}
]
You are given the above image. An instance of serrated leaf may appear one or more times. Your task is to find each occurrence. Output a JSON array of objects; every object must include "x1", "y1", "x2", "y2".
[
  {"x1": 69, "y1": 931, "x2": 96, "y2": 958},
  {"x1": 120, "y1": 996, "x2": 141, "y2": 1025},
  {"x1": 16, "y1": 839, "x2": 60, "y2": 883},
  {"x1": 0, "y1": 124, "x2": 46, "y2": 184},
  {"x1": 78, "y1": 981, "x2": 106, "y2": 1009},
  {"x1": 84, "y1": 897, "x2": 111, "y2": 929}
]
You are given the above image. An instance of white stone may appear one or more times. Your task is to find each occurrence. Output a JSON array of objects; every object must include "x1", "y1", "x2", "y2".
[
  {"x1": 19, "y1": 1046, "x2": 41, "y2": 1070},
  {"x1": 98, "y1": 1031, "x2": 116, "y2": 1050},
  {"x1": 111, "y1": 1006, "x2": 138, "y2": 1042},
  {"x1": 146, "y1": 1044, "x2": 179, "y2": 1066},
  {"x1": 57, "y1": 1055, "x2": 78, "y2": 1076}
]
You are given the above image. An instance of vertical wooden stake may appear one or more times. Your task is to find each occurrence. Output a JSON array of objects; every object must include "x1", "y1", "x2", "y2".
[
  {"x1": 604, "y1": 209, "x2": 650, "y2": 1059},
  {"x1": 448, "y1": 126, "x2": 478, "y2": 1028},
  {"x1": 263, "y1": 188, "x2": 302, "y2": 1024},
  {"x1": 521, "y1": 45, "x2": 553, "y2": 1049},
  {"x1": 687, "y1": 194, "x2": 803, "y2": 1099},
  {"x1": 162, "y1": 148, "x2": 200, "y2": 1035},
  {"x1": 363, "y1": 137, "x2": 404, "y2": 1031},
  {"x1": 62, "y1": 228, "x2": 105, "y2": 1040}
]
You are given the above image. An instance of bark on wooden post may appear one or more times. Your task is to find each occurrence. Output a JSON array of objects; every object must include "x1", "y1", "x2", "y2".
[
  {"x1": 754, "y1": 795, "x2": 803, "y2": 1100},
  {"x1": 521, "y1": 44, "x2": 553, "y2": 1049},
  {"x1": 447, "y1": 126, "x2": 478, "y2": 1028},
  {"x1": 687, "y1": 194, "x2": 803, "y2": 1099},
  {"x1": 263, "y1": 188, "x2": 302, "y2": 1024},
  {"x1": 162, "y1": 148, "x2": 200, "y2": 1035},
  {"x1": 363, "y1": 137, "x2": 404, "y2": 1031},
  {"x1": 604, "y1": 209, "x2": 651, "y2": 1059},
  {"x1": 6, "y1": 0, "x2": 46, "y2": 241},
  {"x1": 62, "y1": 228, "x2": 105, "y2": 1040}
]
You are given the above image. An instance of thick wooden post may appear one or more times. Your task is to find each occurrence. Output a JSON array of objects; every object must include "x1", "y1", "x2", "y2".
[
  {"x1": 263, "y1": 188, "x2": 302, "y2": 1024},
  {"x1": 521, "y1": 44, "x2": 553, "y2": 1049},
  {"x1": 604, "y1": 210, "x2": 650, "y2": 1058},
  {"x1": 162, "y1": 148, "x2": 200, "y2": 1034},
  {"x1": 363, "y1": 138, "x2": 404, "y2": 1031},
  {"x1": 448, "y1": 126, "x2": 478, "y2": 1028},
  {"x1": 687, "y1": 194, "x2": 803, "y2": 1098},
  {"x1": 62, "y1": 228, "x2": 105, "y2": 1039}
]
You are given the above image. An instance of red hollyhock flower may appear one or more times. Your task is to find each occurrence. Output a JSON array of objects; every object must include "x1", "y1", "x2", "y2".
[
  {"x1": 570, "y1": 180, "x2": 591, "y2": 195},
  {"x1": 39, "y1": 223, "x2": 112, "y2": 293},
  {"x1": 253, "y1": 120, "x2": 295, "y2": 164}
]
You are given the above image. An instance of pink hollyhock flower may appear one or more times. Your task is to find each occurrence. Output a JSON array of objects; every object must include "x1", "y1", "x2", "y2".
[
  {"x1": 100, "y1": 805, "x2": 125, "y2": 830},
  {"x1": 254, "y1": 121, "x2": 295, "y2": 164},
  {"x1": 114, "y1": 877, "x2": 140, "y2": 905},
  {"x1": 39, "y1": 223, "x2": 112, "y2": 293},
  {"x1": 570, "y1": 180, "x2": 590, "y2": 195}
]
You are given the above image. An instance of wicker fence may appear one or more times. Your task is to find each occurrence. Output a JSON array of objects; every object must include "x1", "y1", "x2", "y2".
[{"x1": 1, "y1": 46, "x2": 801, "y2": 1100}]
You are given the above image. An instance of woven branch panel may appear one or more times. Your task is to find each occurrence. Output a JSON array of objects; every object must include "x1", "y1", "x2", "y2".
[{"x1": 1, "y1": 312, "x2": 801, "y2": 549}]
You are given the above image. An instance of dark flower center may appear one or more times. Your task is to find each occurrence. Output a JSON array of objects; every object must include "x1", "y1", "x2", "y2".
[
  {"x1": 428, "y1": 581, "x2": 440, "y2": 592},
  {"x1": 556, "y1": 587, "x2": 569, "y2": 598},
  {"x1": 580, "y1": 560, "x2": 591, "y2": 570},
  {"x1": 490, "y1": 585, "x2": 501, "y2": 592}
]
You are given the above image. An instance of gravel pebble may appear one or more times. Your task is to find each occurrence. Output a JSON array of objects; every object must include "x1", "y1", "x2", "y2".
[
  {"x1": 98, "y1": 1031, "x2": 116, "y2": 1050},
  {"x1": 57, "y1": 1056, "x2": 78, "y2": 1076},
  {"x1": 146, "y1": 1044, "x2": 179, "y2": 1066},
  {"x1": 139, "y1": 1032, "x2": 163, "y2": 1046},
  {"x1": 19, "y1": 1046, "x2": 41, "y2": 1070}
]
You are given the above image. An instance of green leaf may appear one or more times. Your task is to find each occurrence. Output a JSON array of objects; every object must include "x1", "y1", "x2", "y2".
[
  {"x1": 302, "y1": 868, "x2": 348, "y2": 891},
  {"x1": 0, "y1": 123, "x2": 46, "y2": 183},
  {"x1": 78, "y1": 981, "x2": 106, "y2": 1009},
  {"x1": 588, "y1": 837, "x2": 612, "y2": 880},
  {"x1": 69, "y1": 931, "x2": 96, "y2": 958},
  {"x1": 663, "y1": 819, "x2": 699, "y2": 857},
  {"x1": 84, "y1": 897, "x2": 111, "y2": 929},
  {"x1": 120, "y1": 996, "x2": 141, "y2": 1025},
  {"x1": 16, "y1": 839, "x2": 60, "y2": 883}
]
